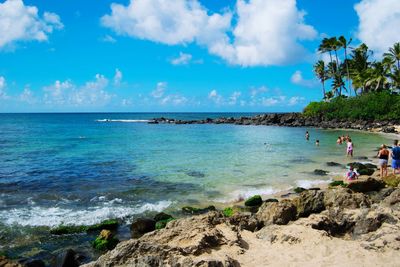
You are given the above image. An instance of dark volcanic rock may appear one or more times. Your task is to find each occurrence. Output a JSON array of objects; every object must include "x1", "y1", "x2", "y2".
[
  {"x1": 130, "y1": 218, "x2": 156, "y2": 238},
  {"x1": 347, "y1": 178, "x2": 385, "y2": 193},
  {"x1": 313, "y1": 169, "x2": 329, "y2": 176}
]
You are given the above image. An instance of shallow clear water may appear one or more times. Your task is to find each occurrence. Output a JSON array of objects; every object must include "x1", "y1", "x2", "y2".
[{"x1": 0, "y1": 113, "x2": 394, "y2": 261}]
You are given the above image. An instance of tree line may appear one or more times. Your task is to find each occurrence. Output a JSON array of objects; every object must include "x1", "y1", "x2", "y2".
[{"x1": 313, "y1": 37, "x2": 400, "y2": 99}]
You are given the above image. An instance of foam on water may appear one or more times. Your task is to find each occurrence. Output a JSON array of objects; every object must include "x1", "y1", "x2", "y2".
[
  {"x1": 214, "y1": 186, "x2": 284, "y2": 203},
  {"x1": 296, "y1": 179, "x2": 332, "y2": 188},
  {"x1": 0, "y1": 200, "x2": 172, "y2": 227},
  {"x1": 96, "y1": 119, "x2": 151, "y2": 123}
]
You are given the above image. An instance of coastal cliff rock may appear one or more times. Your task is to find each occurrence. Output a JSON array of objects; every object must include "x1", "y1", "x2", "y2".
[{"x1": 84, "y1": 185, "x2": 400, "y2": 267}]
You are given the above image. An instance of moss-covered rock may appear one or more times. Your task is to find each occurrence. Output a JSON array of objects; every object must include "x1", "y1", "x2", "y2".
[
  {"x1": 222, "y1": 207, "x2": 235, "y2": 217},
  {"x1": 87, "y1": 219, "x2": 119, "y2": 232},
  {"x1": 329, "y1": 180, "x2": 346, "y2": 187},
  {"x1": 154, "y1": 212, "x2": 173, "y2": 222},
  {"x1": 357, "y1": 168, "x2": 375, "y2": 176},
  {"x1": 181, "y1": 205, "x2": 216, "y2": 214},
  {"x1": 293, "y1": 187, "x2": 306, "y2": 194},
  {"x1": 244, "y1": 195, "x2": 263, "y2": 207},
  {"x1": 382, "y1": 174, "x2": 400, "y2": 187},
  {"x1": 155, "y1": 218, "x2": 175, "y2": 229},
  {"x1": 50, "y1": 225, "x2": 88, "y2": 235},
  {"x1": 50, "y1": 219, "x2": 119, "y2": 235},
  {"x1": 265, "y1": 198, "x2": 279, "y2": 203},
  {"x1": 92, "y1": 230, "x2": 119, "y2": 251}
]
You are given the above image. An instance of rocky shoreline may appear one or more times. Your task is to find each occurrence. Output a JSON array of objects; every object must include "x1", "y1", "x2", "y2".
[
  {"x1": 81, "y1": 173, "x2": 400, "y2": 267},
  {"x1": 150, "y1": 113, "x2": 400, "y2": 133}
]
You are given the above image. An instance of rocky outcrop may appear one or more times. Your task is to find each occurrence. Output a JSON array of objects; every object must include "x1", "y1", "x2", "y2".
[
  {"x1": 150, "y1": 113, "x2": 400, "y2": 133},
  {"x1": 84, "y1": 183, "x2": 400, "y2": 267}
]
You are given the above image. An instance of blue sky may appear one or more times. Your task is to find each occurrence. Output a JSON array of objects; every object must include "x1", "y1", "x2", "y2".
[{"x1": 0, "y1": 0, "x2": 399, "y2": 112}]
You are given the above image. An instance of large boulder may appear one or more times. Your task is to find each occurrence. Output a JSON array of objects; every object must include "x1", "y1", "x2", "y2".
[
  {"x1": 244, "y1": 195, "x2": 263, "y2": 207},
  {"x1": 324, "y1": 187, "x2": 370, "y2": 209},
  {"x1": 292, "y1": 190, "x2": 325, "y2": 217},
  {"x1": 54, "y1": 249, "x2": 80, "y2": 267},
  {"x1": 347, "y1": 178, "x2": 384, "y2": 193},
  {"x1": 256, "y1": 199, "x2": 297, "y2": 226},
  {"x1": 130, "y1": 218, "x2": 156, "y2": 238}
]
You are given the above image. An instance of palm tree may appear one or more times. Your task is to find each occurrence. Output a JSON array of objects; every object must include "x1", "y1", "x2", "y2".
[
  {"x1": 349, "y1": 43, "x2": 371, "y2": 94},
  {"x1": 313, "y1": 60, "x2": 328, "y2": 99},
  {"x1": 338, "y1": 36, "x2": 352, "y2": 95},
  {"x1": 389, "y1": 67, "x2": 400, "y2": 91},
  {"x1": 318, "y1": 38, "x2": 333, "y2": 63},
  {"x1": 365, "y1": 62, "x2": 390, "y2": 92},
  {"x1": 384, "y1": 42, "x2": 400, "y2": 69}
]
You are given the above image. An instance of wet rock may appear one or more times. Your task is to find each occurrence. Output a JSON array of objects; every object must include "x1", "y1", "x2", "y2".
[
  {"x1": 265, "y1": 198, "x2": 279, "y2": 203},
  {"x1": 22, "y1": 260, "x2": 45, "y2": 267},
  {"x1": 50, "y1": 219, "x2": 119, "y2": 235},
  {"x1": 154, "y1": 212, "x2": 173, "y2": 222},
  {"x1": 182, "y1": 205, "x2": 216, "y2": 215},
  {"x1": 244, "y1": 195, "x2": 262, "y2": 207},
  {"x1": 55, "y1": 249, "x2": 80, "y2": 267},
  {"x1": 326, "y1": 162, "x2": 343, "y2": 167},
  {"x1": 324, "y1": 187, "x2": 370, "y2": 209},
  {"x1": 382, "y1": 126, "x2": 396, "y2": 133},
  {"x1": 92, "y1": 230, "x2": 119, "y2": 251},
  {"x1": 130, "y1": 218, "x2": 156, "y2": 238},
  {"x1": 292, "y1": 190, "x2": 325, "y2": 217},
  {"x1": 293, "y1": 187, "x2": 306, "y2": 194},
  {"x1": 347, "y1": 178, "x2": 385, "y2": 193},
  {"x1": 313, "y1": 169, "x2": 329, "y2": 176},
  {"x1": 256, "y1": 199, "x2": 297, "y2": 226},
  {"x1": 354, "y1": 156, "x2": 369, "y2": 160},
  {"x1": 382, "y1": 174, "x2": 400, "y2": 187}
]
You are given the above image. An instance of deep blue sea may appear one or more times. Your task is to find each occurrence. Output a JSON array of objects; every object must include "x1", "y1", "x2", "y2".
[{"x1": 0, "y1": 113, "x2": 393, "y2": 262}]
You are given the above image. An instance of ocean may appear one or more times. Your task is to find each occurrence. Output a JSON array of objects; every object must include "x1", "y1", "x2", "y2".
[{"x1": 0, "y1": 113, "x2": 393, "y2": 262}]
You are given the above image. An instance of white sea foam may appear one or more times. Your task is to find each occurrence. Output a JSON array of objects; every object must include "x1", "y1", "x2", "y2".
[
  {"x1": 214, "y1": 187, "x2": 282, "y2": 203},
  {"x1": 296, "y1": 179, "x2": 332, "y2": 189},
  {"x1": 96, "y1": 119, "x2": 151, "y2": 123},
  {"x1": 0, "y1": 200, "x2": 172, "y2": 227}
]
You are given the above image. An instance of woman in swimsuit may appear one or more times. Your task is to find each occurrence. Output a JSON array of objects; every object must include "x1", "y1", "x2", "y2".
[
  {"x1": 377, "y1": 144, "x2": 389, "y2": 178},
  {"x1": 346, "y1": 138, "x2": 353, "y2": 157}
]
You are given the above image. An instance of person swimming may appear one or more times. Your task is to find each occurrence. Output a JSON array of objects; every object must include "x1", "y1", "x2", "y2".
[
  {"x1": 315, "y1": 139, "x2": 320, "y2": 146},
  {"x1": 305, "y1": 131, "x2": 310, "y2": 141}
]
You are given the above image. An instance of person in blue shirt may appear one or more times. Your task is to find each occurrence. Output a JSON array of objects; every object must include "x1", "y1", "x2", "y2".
[{"x1": 391, "y1": 140, "x2": 400, "y2": 175}]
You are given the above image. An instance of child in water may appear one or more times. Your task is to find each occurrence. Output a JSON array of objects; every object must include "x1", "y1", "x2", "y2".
[
  {"x1": 336, "y1": 136, "x2": 342, "y2": 145},
  {"x1": 305, "y1": 131, "x2": 310, "y2": 141},
  {"x1": 315, "y1": 140, "x2": 320, "y2": 146},
  {"x1": 346, "y1": 138, "x2": 354, "y2": 157}
]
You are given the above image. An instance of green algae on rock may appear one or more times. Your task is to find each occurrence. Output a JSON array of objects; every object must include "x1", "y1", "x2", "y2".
[
  {"x1": 92, "y1": 230, "x2": 119, "y2": 251},
  {"x1": 50, "y1": 219, "x2": 119, "y2": 235},
  {"x1": 244, "y1": 195, "x2": 263, "y2": 207}
]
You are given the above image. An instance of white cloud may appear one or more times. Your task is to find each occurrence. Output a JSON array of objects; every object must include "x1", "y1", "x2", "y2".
[
  {"x1": 114, "y1": 68, "x2": 123, "y2": 86},
  {"x1": 290, "y1": 70, "x2": 317, "y2": 87},
  {"x1": 288, "y1": 96, "x2": 305, "y2": 106},
  {"x1": 102, "y1": 0, "x2": 317, "y2": 66},
  {"x1": 228, "y1": 91, "x2": 241, "y2": 105},
  {"x1": 208, "y1": 89, "x2": 223, "y2": 105},
  {"x1": 151, "y1": 82, "x2": 167, "y2": 98},
  {"x1": 261, "y1": 96, "x2": 285, "y2": 106},
  {"x1": 171, "y1": 52, "x2": 192, "y2": 65},
  {"x1": 19, "y1": 88, "x2": 36, "y2": 104},
  {"x1": 101, "y1": 35, "x2": 117, "y2": 43},
  {"x1": 0, "y1": 0, "x2": 63, "y2": 49},
  {"x1": 160, "y1": 94, "x2": 188, "y2": 106},
  {"x1": 121, "y1": 98, "x2": 133, "y2": 106},
  {"x1": 0, "y1": 76, "x2": 7, "y2": 99},
  {"x1": 43, "y1": 74, "x2": 113, "y2": 107},
  {"x1": 355, "y1": 0, "x2": 400, "y2": 56},
  {"x1": 250, "y1": 86, "x2": 268, "y2": 97}
]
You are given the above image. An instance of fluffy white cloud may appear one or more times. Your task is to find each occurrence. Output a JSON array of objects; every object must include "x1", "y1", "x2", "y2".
[
  {"x1": 250, "y1": 86, "x2": 268, "y2": 97},
  {"x1": 114, "y1": 68, "x2": 123, "y2": 86},
  {"x1": 160, "y1": 94, "x2": 188, "y2": 106},
  {"x1": 171, "y1": 52, "x2": 192, "y2": 65},
  {"x1": 43, "y1": 74, "x2": 113, "y2": 106},
  {"x1": 102, "y1": 0, "x2": 317, "y2": 66},
  {"x1": 228, "y1": 91, "x2": 241, "y2": 105},
  {"x1": 0, "y1": 0, "x2": 63, "y2": 49},
  {"x1": 288, "y1": 96, "x2": 305, "y2": 106},
  {"x1": 290, "y1": 70, "x2": 317, "y2": 87},
  {"x1": 355, "y1": 0, "x2": 400, "y2": 56},
  {"x1": 151, "y1": 82, "x2": 167, "y2": 98}
]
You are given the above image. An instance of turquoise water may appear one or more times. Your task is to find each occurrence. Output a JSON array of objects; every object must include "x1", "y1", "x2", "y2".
[{"x1": 0, "y1": 113, "x2": 394, "y2": 261}]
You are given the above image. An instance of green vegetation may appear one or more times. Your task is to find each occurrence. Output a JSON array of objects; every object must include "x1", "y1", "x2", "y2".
[
  {"x1": 222, "y1": 207, "x2": 234, "y2": 217},
  {"x1": 308, "y1": 39, "x2": 400, "y2": 121},
  {"x1": 155, "y1": 218, "x2": 175, "y2": 229},
  {"x1": 329, "y1": 181, "x2": 346, "y2": 187},
  {"x1": 181, "y1": 205, "x2": 216, "y2": 214},
  {"x1": 92, "y1": 235, "x2": 119, "y2": 251},
  {"x1": 50, "y1": 219, "x2": 119, "y2": 235},
  {"x1": 244, "y1": 195, "x2": 263, "y2": 207}
]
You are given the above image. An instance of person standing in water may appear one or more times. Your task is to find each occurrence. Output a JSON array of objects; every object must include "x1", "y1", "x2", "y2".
[
  {"x1": 377, "y1": 144, "x2": 390, "y2": 178},
  {"x1": 315, "y1": 140, "x2": 320, "y2": 146},
  {"x1": 305, "y1": 131, "x2": 310, "y2": 141},
  {"x1": 391, "y1": 140, "x2": 400, "y2": 175},
  {"x1": 346, "y1": 138, "x2": 354, "y2": 157}
]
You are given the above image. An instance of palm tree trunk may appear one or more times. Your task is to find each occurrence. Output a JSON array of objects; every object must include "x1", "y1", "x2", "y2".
[{"x1": 344, "y1": 49, "x2": 351, "y2": 96}]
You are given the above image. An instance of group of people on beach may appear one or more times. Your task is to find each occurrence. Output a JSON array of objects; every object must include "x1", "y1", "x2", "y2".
[
  {"x1": 305, "y1": 130, "x2": 400, "y2": 181},
  {"x1": 376, "y1": 140, "x2": 400, "y2": 178}
]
